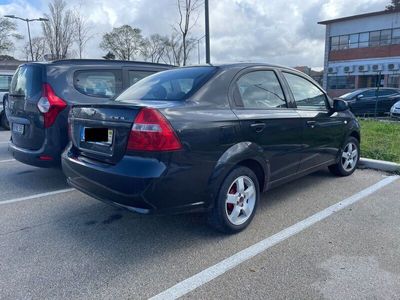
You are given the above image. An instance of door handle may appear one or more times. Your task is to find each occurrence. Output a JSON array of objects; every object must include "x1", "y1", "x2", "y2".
[
  {"x1": 250, "y1": 122, "x2": 266, "y2": 133},
  {"x1": 306, "y1": 120, "x2": 317, "y2": 128}
]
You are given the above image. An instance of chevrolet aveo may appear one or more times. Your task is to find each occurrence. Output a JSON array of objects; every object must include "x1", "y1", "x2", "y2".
[{"x1": 62, "y1": 64, "x2": 360, "y2": 233}]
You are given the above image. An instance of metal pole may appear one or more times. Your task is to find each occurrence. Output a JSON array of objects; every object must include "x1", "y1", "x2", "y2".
[
  {"x1": 26, "y1": 19, "x2": 34, "y2": 61},
  {"x1": 374, "y1": 71, "x2": 381, "y2": 118},
  {"x1": 205, "y1": 0, "x2": 210, "y2": 64}
]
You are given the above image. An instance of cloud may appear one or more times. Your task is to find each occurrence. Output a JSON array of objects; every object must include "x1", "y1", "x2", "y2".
[{"x1": 0, "y1": 0, "x2": 389, "y2": 68}]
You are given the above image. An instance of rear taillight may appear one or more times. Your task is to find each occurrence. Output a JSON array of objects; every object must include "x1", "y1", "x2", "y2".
[
  {"x1": 37, "y1": 83, "x2": 67, "y2": 128},
  {"x1": 127, "y1": 108, "x2": 182, "y2": 152}
]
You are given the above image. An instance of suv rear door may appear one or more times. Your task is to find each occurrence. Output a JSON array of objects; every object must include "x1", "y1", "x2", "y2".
[{"x1": 8, "y1": 64, "x2": 45, "y2": 150}]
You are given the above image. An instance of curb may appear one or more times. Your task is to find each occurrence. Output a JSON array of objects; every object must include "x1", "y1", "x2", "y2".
[{"x1": 359, "y1": 158, "x2": 400, "y2": 173}]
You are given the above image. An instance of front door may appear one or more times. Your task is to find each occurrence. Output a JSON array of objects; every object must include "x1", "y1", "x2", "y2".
[{"x1": 282, "y1": 72, "x2": 346, "y2": 172}]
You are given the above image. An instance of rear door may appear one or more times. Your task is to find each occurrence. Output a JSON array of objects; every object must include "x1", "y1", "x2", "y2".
[
  {"x1": 231, "y1": 68, "x2": 303, "y2": 182},
  {"x1": 351, "y1": 89, "x2": 377, "y2": 115},
  {"x1": 8, "y1": 64, "x2": 45, "y2": 150},
  {"x1": 282, "y1": 71, "x2": 346, "y2": 171}
]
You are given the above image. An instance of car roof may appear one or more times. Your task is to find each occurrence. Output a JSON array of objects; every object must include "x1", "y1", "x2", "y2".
[
  {"x1": 20, "y1": 59, "x2": 174, "y2": 69},
  {"x1": 182, "y1": 62, "x2": 295, "y2": 71}
]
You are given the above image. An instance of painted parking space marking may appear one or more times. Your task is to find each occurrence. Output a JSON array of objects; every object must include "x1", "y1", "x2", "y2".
[
  {"x1": 0, "y1": 159, "x2": 16, "y2": 163},
  {"x1": 0, "y1": 188, "x2": 75, "y2": 205},
  {"x1": 150, "y1": 175, "x2": 399, "y2": 300}
]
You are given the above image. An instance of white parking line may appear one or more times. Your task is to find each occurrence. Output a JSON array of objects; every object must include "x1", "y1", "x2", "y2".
[
  {"x1": 0, "y1": 159, "x2": 16, "y2": 163},
  {"x1": 150, "y1": 175, "x2": 399, "y2": 300},
  {"x1": 0, "y1": 141, "x2": 9, "y2": 144},
  {"x1": 0, "y1": 188, "x2": 75, "y2": 205}
]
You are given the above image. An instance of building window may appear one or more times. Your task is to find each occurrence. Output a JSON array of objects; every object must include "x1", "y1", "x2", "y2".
[
  {"x1": 380, "y1": 29, "x2": 391, "y2": 45},
  {"x1": 369, "y1": 31, "x2": 380, "y2": 47},
  {"x1": 349, "y1": 34, "x2": 359, "y2": 48},
  {"x1": 358, "y1": 75, "x2": 384, "y2": 88},
  {"x1": 388, "y1": 75, "x2": 400, "y2": 88},
  {"x1": 327, "y1": 76, "x2": 356, "y2": 90},
  {"x1": 393, "y1": 28, "x2": 400, "y2": 44},
  {"x1": 331, "y1": 36, "x2": 339, "y2": 50},
  {"x1": 359, "y1": 32, "x2": 369, "y2": 48},
  {"x1": 339, "y1": 35, "x2": 349, "y2": 49},
  {"x1": 330, "y1": 28, "x2": 400, "y2": 50}
]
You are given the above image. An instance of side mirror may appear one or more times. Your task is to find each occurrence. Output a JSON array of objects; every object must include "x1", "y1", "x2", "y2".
[
  {"x1": 356, "y1": 94, "x2": 364, "y2": 100},
  {"x1": 332, "y1": 98, "x2": 349, "y2": 112}
]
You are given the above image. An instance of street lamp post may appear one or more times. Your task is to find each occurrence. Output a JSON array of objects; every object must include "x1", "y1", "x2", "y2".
[
  {"x1": 205, "y1": 0, "x2": 210, "y2": 64},
  {"x1": 4, "y1": 15, "x2": 49, "y2": 61}
]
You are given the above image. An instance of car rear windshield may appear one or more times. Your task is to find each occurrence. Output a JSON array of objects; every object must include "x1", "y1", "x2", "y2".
[
  {"x1": 10, "y1": 65, "x2": 42, "y2": 99},
  {"x1": 116, "y1": 66, "x2": 217, "y2": 102}
]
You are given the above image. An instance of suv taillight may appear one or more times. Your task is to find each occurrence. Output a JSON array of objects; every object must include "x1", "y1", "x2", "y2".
[
  {"x1": 37, "y1": 83, "x2": 67, "y2": 128},
  {"x1": 127, "y1": 108, "x2": 182, "y2": 152}
]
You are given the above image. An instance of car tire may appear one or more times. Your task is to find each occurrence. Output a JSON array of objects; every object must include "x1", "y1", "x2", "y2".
[
  {"x1": 208, "y1": 166, "x2": 260, "y2": 233},
  {"x1": 329, "y1": 137, "x2": 360, "y2": 177},
  {"x1": 1, "y1": 112, "x2": 9, "y2": 130}
]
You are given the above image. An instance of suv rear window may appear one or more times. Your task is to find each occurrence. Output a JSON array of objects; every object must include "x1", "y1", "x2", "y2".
[
  {"x1": 116, "y1": 66, "x2": 217, "y2": 102},
  {"x1": 10, "y1": 65, "x2": 42, "y2": 99},
  {"x1": 74, "y1": 70, "x2": 122, "y2": 98},
  {"x1": 0, "y1": 74, "x2": 12, "y2": 92}
]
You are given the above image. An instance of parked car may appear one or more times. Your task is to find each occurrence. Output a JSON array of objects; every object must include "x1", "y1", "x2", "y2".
[
  {"x1": 339, "y1": 88, "x2": 400, "y2": 116},
  {"x1": 390, "y1": 100, "x2": 400, "y2": 118},
  {"x1": 62, "y1": 63, "x2": 360, "y2": 233},
  {"x1": 0, "y1": 70, "x2": 14, "y2": 129},
  {"x1": 7, "y1": 59, "x2": 172, "y2": 167}
]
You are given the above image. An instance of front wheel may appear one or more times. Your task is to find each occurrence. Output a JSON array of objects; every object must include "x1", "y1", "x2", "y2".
[
  {"x1": 208, "y1": 166, "x2": 259, "y2": 233},
  {"x1": 329, "y1": 137, "x2": 360, "y2": 176}
]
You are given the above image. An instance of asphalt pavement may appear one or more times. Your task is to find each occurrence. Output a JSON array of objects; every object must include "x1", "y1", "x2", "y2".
[{"x1": 0, "y1": 129, "x2": 399, "y2": 299}]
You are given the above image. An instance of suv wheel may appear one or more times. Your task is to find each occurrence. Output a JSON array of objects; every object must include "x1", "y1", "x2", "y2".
[
  {"x1": 329, "y1": 137, "x2": 360, "y2": 177},
  {"x1": 208, "y1": 166, "x2": 259, "y2": 233}
]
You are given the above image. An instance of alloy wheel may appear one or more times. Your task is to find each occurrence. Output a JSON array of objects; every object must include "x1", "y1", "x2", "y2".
[
  {"x1": 225, "y1": 176, "x2": 256, "y2": 226},
  {"x1": 341, "y1": 142, "x2": 358, "y2": 172}
]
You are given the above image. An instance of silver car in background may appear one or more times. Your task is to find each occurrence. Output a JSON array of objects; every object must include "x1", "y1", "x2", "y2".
[{"x1": 390, "y1": 100, "x2": 400, "y2": 119}]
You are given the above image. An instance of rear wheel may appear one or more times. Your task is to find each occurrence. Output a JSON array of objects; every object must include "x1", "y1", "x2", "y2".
[
  {"x1": 208, "y1": 166, "x2": 259, "y2": 233},
  {"x1": 329, "y1": 137, "x2": 360, "y2": 176}
]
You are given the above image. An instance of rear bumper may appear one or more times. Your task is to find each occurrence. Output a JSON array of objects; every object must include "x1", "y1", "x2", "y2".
[
  {"x1": 62, "y1": 146, "x2": 207, "y2": 214},
  {"x1": 9, "y1": 139, "x2": 61, "y2": 168}
]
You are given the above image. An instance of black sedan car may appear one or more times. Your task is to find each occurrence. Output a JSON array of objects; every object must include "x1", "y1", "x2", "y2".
[
  {"x1": 62, "y1": 64, "x2": 360, "y2": 233},
  {"x1": 339, "y1": 88, "x2": 400, "y2": 116}
]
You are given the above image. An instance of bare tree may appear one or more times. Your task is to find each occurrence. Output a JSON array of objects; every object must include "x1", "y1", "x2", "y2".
[
  {"x1": 24, "y1": 37, "x2": 47, "y2": 61},
  {"x1": 175, "y1": 0, "x2": 203, "y2": 66},
  {"x1": 0, "y1": 18, "x2": 23, "y2": 54},
  {"x1": 100, "y1": 25, "x2": 144, "y2": 60},
  {"x1": 386, "y1": 0, "x2": 400, "y2": 10},
  {"x1": 73, "y1": 9, "x2": 93, "y2": 59},
  {"x1": 42, "y1": 0, "x2": 76, "y2": 59},
  {"x1": 141, "y1": 34, "x2": 169, "y2": 63}
]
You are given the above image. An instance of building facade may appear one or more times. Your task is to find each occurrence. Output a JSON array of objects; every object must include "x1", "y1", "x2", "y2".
[{"x1": 319, "y1": 10, "x2": 400, "y2": 97}]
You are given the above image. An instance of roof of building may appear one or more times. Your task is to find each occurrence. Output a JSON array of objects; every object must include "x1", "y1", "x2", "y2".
[{"x1": 318, "y1": 10, "x2": 400, "y2": 25}]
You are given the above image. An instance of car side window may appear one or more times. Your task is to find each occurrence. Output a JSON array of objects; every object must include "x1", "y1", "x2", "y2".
[
  {"x1": 360, "y1": 90, "x2": 377, "y2": 98},
  {"x1": 236, "y1": 71, "x2": 286, "y2": 109},
  {"x1": 283, "y1": 72, "x2": 327, "y2": 110},
  {"x1": 74, "y1": 70, "x2": 122, "y2": 98},
  {"x1": 128, "y1": 70, "x2": 155, "y2": 86},
  {"x1": 378, "y1": 89, "x2": 396, "y2": 97}
]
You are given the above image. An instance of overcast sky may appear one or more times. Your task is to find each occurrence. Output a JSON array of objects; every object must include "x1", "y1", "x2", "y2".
[{"x1": 0, "y1": 0, "x2": 389, "y2": 68}]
